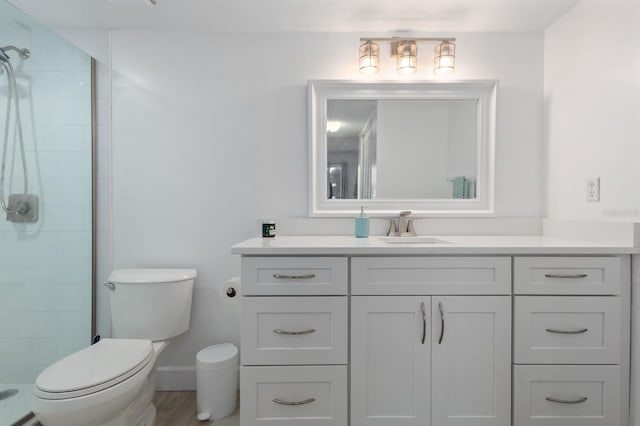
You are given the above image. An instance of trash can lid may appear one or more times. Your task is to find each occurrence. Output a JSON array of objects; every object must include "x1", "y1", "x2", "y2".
[{"x1": 197, "y1": 343, "x2": 238, "y2": 369}]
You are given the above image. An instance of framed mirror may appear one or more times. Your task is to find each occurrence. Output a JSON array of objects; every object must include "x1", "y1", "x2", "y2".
[{"x1": 309, "y1": 80, "x2": 497, "y2": 217}]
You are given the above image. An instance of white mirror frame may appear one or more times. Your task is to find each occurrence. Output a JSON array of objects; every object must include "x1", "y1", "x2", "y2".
[{"x1": 309, "y1": 80, "x2": 497, "y2": 217}]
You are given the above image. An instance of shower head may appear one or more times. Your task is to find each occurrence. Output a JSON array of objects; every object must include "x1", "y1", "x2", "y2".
[{"x1": 0, "y1": 46, "x2": 31, "y2": 61}]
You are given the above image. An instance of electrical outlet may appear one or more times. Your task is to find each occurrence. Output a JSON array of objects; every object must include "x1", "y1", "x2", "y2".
[{"x1": 586, "y1": 177, "x2": 600, "y2": 202}]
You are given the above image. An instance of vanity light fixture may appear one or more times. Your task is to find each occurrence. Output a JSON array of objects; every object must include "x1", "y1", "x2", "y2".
[
  {"x1": 358, "y1": 37, "x2": 456, "y2": 76},
  {"x1": 434, "y1": 40, "x2": 456, "y2": 74},
  {"x1": 395, "y1": 41, "x2": 417, "y2": 75},
  {"x1": 359, "y1": 41, "x2": 380, "y2": 74}
]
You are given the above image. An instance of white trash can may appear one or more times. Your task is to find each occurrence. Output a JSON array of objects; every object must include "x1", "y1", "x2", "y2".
[{"x1": 196, "y1": 343, "x2": 238, "y2": 421}]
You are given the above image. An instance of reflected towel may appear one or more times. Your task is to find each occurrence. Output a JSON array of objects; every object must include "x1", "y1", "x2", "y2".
[{"x1": 452, "y1": 176, "x2": 467, "y2": 199}]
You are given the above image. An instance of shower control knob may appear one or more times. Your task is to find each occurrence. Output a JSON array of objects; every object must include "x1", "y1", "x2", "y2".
[{"x1": 16, "y1": 201, "x2": 30, "y2": 215}]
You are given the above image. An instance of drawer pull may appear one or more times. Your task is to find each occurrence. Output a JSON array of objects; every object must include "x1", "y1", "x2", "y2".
[
  {"x1": 545, "y1": 396, "x2": 589, "y2": 405},
  {"x1": 273, "y1": 328, "x2": 316, "y2": 335},
  {"x1": 438, "y1": 302, "x2": 445, "y2": 345},
  {"x1": 420, "y1": 302, "x2": 426, "y2": 345},
  {"x1": 545, "y1": 328, "x2": 589, "y2": 335},
  {"x1": 544, "y1": 273, "x2": 588, "y2": 279},
  {"x1": 273, "y1": 274, "x2": 317, "y2": 280},
  {"x1": 273, "y1": 397, "x2": 316, "y2": 406}
]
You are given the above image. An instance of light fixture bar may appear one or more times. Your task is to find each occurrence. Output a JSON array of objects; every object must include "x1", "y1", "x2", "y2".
[
  {"x1": 359, "y1": 37, "x2": 456, "y2": 43},
  {"x1": 358, "y1": 36, "x2": 457, "y2": 76}
]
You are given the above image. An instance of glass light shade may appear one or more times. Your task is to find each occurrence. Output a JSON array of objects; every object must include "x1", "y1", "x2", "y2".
[
  {"x1": 327, "y1": 121, "x2": 341, "y2": 133},
  {"x1": 434, "y1": 41, "x2": 455, "y2": 74},
  {"x1": 359, "y1": 41, "x2": 380, "y2": 75},
  {"x1": 396, "y1": 41, "x2": 417, "y2": 75}
]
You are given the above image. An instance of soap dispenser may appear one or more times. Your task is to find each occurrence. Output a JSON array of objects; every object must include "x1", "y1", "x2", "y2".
[{"x1": 355, "y1": 206, "x2": 369, "y2": 238}]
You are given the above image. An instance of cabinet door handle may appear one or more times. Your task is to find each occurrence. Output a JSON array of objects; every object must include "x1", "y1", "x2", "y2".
[
  {"x1": 545, "y1": 328, "x2": 589, "y2": 335},
  {"x1": 273, "y1": 274, "x2": 316, "y2": 280},
  {"x1": 273, "y1": 397, "x2": 316, "y2": 406},
  {"x1": 544, "y1": 273, "x2": 588, "y2": 279},
  {"x1": 438, "y1": 302, "x2": 445, "y2": 344},
  {"x1": 420, "y1": 301, "x2": 426, "y2": 344},
  {"x1": 545, "y1": 396, "x2": 588, "y2": 404},
  {"x1": 273, "y1": 328, "x2": 316, "y2": 335}
]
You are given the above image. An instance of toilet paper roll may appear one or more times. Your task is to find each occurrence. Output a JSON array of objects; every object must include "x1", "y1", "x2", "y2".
[{"x1": 220, "y1": 276, "x2": 241, "y2": 304}]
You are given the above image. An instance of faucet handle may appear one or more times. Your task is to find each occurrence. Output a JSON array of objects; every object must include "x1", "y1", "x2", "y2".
[
  {"x1": 384, "y1": 218, "x2": 399, "y2": 236},
  {"x1": 406, "y1": 219, "x2": 417, "y2": 236}
]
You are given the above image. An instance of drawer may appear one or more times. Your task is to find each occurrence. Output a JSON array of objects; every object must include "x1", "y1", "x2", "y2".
[
  {"x1": 514, "y1": 365, "x2": 620, "y2": 426},
  {"x1": 241, "y1": 257, "x2": 347, "y2": 295},
  {"x1": 240, "y1": 365, "x2": 347, "y2": 426},
  {"x1": 241, "y1": 297, "x2": 347, "y2": 365},
  {"x1": 351, "y1": 256, "x2": 511, "y2": 295},
  {"x1": 514, "y1": 297, "x2": 621, "y2": 364},
  {"x1": 514, "y1": 257, "x2": 620, "y2": 295}
]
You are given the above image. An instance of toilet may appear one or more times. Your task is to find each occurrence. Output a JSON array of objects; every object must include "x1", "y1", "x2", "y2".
[{"x1": 31, "y1": 268, "x2": 197, "y2": 426}]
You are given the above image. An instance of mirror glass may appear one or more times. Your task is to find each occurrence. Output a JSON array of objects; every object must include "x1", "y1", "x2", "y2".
[
  {"x1": 327, "y1": 99, "x2": 478, "y2": 200},
  {"x1": 309, "y1": 80, "x2": 497, "y2": 217}
]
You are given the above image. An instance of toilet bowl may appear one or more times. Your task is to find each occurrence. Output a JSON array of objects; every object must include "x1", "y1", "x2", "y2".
[{"x1": 32, "y1": 269, "x2": 196, "y2": 426}]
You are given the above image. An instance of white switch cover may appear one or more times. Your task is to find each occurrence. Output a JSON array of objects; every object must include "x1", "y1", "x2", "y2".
[{"x1": 586, "y1": 177, "x2": 600, "y2": 202}]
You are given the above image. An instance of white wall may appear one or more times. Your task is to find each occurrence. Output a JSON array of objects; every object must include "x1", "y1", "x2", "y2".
[
  {"x1": 447, "y1": 100, "x2": 478, "y2": 182},
  {"x1": 109, "y1": 30, "x2": 544, "y2": 384},
  {"x1": 544, "y1": 0, "x2": 640, "y2": 220},
  {"x1": 376, "y1": 100, "x2": 449, "y2": 199}
]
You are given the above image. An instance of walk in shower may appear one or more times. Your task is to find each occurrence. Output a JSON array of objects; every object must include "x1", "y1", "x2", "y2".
[{"x1": 0, "y1": 1, "x2": 94, "y2": 424}]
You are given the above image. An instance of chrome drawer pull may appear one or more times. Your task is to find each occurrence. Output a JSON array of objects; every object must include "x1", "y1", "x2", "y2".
[
  {"x1": 273, "y1": 274, "x2": 316, "y2": 280},
  {"x1": 546, "y1": 328, "x2": 589, "y2": 335},
  {"x1": 273, "y1": 328, "x2": 316, "y2": 335},
  {"x1": 420, "y1": 302, "x2": 426, "y2": 345},
  {"x1": 544, "y1": 273, "x2": 588, "y2": 279},
  {"x1": 545, "y1": 396, "x2": 588, "y2": 404},
  {"x1": 438, "y1": 302, "x2": 445, "y2": 345},
  {"x1": 273, "y1": 397, "x2": 316, "y2": 406}
]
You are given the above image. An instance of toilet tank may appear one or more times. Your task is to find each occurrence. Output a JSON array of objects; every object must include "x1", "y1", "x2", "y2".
[{"x1": 107, "y1": 269, "x2": 197, "y2": 340}]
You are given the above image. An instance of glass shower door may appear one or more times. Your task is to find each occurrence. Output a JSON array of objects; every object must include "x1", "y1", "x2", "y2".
[{"x1": 0, "y1": 1, "x2": 93, "y2": 424}]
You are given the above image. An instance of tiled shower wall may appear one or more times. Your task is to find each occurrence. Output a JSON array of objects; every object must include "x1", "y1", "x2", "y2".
[{"x1": 0, "y1": 5, "x2": 93, "y2": 384}]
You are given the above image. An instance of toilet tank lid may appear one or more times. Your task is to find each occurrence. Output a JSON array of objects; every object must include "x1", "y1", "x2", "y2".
[{"x1": 109, "y1": 268, "x2": 197, "y2": 284}]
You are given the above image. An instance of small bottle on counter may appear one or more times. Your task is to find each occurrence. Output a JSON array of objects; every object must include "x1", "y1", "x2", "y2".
[
  {"x1": 355, "y1": 206, "x2": 369, "y2": 238},
  {"x1": 262, "y1": 220, "x2": 276, "y2": 238}
]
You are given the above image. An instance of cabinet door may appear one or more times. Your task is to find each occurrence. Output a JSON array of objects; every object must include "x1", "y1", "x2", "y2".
[
  {"x1": 351, "y1": 296, "x2": 430, "y2": 426},
  {"x1": 431, "y1": 296, "x2": 511, "y2": 426}
]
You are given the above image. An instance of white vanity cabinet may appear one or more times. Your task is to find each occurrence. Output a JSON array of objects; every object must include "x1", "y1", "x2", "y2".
[
  {"x1": 350, "y1": 256, "x2": 512, "y2": 426},
  {"x1": 240, "y1": 257, "x2": 349, "y2": 426},
  {"x1": 513, "y1": 256, "x2": 630, "y2": 426},
  {"x1": 351, "y1": 295, "x2": 511, "y2": 426},
  {"x1": 233, "y1": 237, "x2": 633, "y2": 426}
]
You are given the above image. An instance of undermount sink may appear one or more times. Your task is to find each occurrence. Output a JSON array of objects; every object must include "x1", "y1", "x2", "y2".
[{"x1": 378, "y1": 236, "x2": 451, "y2": 244}]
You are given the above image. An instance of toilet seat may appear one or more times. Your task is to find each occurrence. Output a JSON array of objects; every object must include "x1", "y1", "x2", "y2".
[{"x1": 34, "y1": 339, "x2": 153, "y2": 400}]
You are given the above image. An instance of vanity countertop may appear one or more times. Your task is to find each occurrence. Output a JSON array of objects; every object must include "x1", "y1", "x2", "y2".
[{"x1": 232, "y1": 235, "x2": 639, "y2": 255}]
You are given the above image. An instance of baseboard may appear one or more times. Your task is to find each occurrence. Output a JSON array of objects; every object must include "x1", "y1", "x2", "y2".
[{"x1": 155, "y1": 366, "x2": 196, "y2": 391}]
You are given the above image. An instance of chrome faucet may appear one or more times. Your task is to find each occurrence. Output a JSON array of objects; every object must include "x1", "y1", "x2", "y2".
[{"x1": 386, "y1": 211, "x2": 417, "y2": 237}]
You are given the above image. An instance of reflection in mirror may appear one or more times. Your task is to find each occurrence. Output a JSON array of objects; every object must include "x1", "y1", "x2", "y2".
[
  {"x1": 309, "y1": 80, "x2": 497, "y2": 217},
  {"x1": 327, "y1": 99, "x2": 478, "y2": 200}
]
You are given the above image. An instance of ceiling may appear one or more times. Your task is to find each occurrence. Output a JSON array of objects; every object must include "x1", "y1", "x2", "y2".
[{"x1": 6, "y1": 0, "x2": 582, "y2": 32}]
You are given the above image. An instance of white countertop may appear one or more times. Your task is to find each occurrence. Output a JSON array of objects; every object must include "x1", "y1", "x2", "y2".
[{"x1": 232, "y1": 235, "x2": 639, "y2": 255}]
